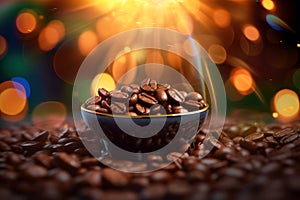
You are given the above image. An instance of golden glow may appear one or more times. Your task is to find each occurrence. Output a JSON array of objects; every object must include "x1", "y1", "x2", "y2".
[
  {"x1": 91, "y1": 73, "x2": 115, "y2": 96},
  {"x1": 166, "y1": 52, "x2": 182, "y2": 70},
  {"x1": 78, "y1": 30, "x2": 99, "y2": 56},
  {"x1": 16, "y1": 11, "x2": 37, "y2": 34},
  {"x1": 208, "y1": 44, "x2": 227, "y2": 64},
  {"x1": 32, "y1": 101, "x2": 67, "y2": 129},
  {"x1": 145, "y1": 51, "x2": 165, "y2": 80},
  {"x1": 273, "y1": 89, "x2": 299, "y2": 118},
  {"x1": 231, "y1": 68, "x2": 254, "y2": 95},
  {"x1": 272, "y1": 112, "x2": 278, "y2": 118},
  {"x1": 38, "y1": 20, "x2": 65, "y2": 51},
  {"x1": 0, "y1": 88, "x2": 27, "y2": 116},
  {"x1": 213, "y1": 9, "x2": 231, "y2": 28},
  {"x1": 112, "y1": 53, "x2": 137, "y2": 84},
  {"x1": 243, "y1": 25, "x2": 260, "y2": 41},
  {"x1": 262, "y1": 0, "x2": 275, "y2": 11},
  {"x1": 0, "y1": 35, "x2": 7, "y2": 57},
  {"x1": 297, "y1": 44, "x2": 300, "y2": 48}
]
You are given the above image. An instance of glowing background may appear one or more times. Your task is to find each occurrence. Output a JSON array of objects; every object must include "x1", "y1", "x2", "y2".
[{"x1": 0, "y1": 0, "x2": 300, "y2": 124}]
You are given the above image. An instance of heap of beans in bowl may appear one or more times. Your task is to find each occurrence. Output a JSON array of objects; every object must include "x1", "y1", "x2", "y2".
[{"x1": 84, "y1": 78, "x2": 207, "y2": 116}]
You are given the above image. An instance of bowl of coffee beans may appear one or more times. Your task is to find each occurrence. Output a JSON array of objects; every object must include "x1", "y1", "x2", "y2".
[{"x1": 81, "y1": 78, "x2": 209, "y2": 154}]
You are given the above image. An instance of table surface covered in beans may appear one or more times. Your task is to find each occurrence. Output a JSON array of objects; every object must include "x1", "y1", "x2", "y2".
[{"x1": 1, "y1": 118, "x2": 300, "y2": 200}]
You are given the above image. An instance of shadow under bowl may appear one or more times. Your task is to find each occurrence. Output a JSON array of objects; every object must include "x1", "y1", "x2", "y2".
[{"x1": 81, "y1": 105, "x2": 209, "y2": 154}]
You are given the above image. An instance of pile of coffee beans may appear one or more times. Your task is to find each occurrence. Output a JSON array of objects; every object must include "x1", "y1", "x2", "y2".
[
  {"x1": 84, "y1": 78, "x2": 207, "y2": 116},
  {"x1": 1, "y1": 119, "x2": 300, "y2": 199}
]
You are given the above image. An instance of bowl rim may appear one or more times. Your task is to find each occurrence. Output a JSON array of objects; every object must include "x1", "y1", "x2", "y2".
[{"x1": 81, "y1": 103, "x2": 209, "y2": 119}]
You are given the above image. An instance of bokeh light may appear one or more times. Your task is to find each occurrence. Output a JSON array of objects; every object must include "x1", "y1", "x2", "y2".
[
  {"x1": 213, "y1": 9, "x2": 231, "y2": 28},
  {"x1": 243, "y1": 25, "x2": 260, "y2": 41},
  {"x1": 78, "y1": 30, "x2": 99, "y2": 56},
  {"x1": 0, "y1": 35, "x2": 8, "y2": 57},
  {"x1": 0, "y1": 88, "x2": 27, "y2": 116},
  {"x1": 273, "y1": 89, "x2": 299, "y2": 119},
  {"x1": 11, "y1": 77, "x2": 31, "y2": 98},
  {"x1": 32, "y1": 101, "x2": 67, "y2": 130},
  {"x1": 90, "y1": 73, "x2": 115, "y2": 96},
  {"x1": 231, "y1": 68, "x2": 254, "y2": 95},
  {"x1": 261, "y1": 0, "x2": 275, "y2": 11},
  {"x1": 112, "y1": 53, "x2": 137, "y2": 84},
  {"x1": 208, "y1": 44, "x2": 227, "y2": 64},
  {"x1": 266, "y1": 14, "x2": 294, "y2": 32},
  {"x1": 0, "y1": 81, "x2": 27, "y2": 121},
  {"x1": 38, "y1": 20, "x2": 65, "y2": 51},
  {"x1": 16, "y1": 11, "x2": 37, "y2": 34}
]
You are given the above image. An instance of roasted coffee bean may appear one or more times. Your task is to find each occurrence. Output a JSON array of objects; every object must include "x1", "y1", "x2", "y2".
[
  {"x1": 111, "y1": 91, "x2": 129, "y2": 102},
  {"x1": 53, "y1": 152, "x2": 80, "y2": 172},
  {"x1": 138, "y1": 92, "x2": 158, "y2": 106},
  {"x1": 150, "y1": 104, "x2": 164, "y2": 115},
  {"x1": 34, "y1": 153, "x2": 53, "y2": 168},
  {"x1": 183, "y1": 100, "x2": 203, "y2": 111},
  {"x1": 102, "y1": 168, "x2": 129, "y2": 187},
  {"x1": 21, "y1": 141, "x2": 44, "y2": 153},
  {"x1": 129, "y1": 93, "x2": 138, "y2": 105},
  {"x1": 185, "y1": 91, "x2": 203, "y2": 101},
  {"x1": 85, "y1": 96, "x2": 102, "y2": 106},
  {"x1": 173, "y1": 106, "x2": 188, "y2": 114},
  {"x1": 141, "y1": 78, "x2": 157, "y2": 93},
  {"x1": 167, "y1": 88, "x2": 184, "y2": 104},
  {"x1": 86, "y1": 104, "x2": 102, "y2": 112},
  {"x1": 110, "y1": 102, "x2": 127, "y2": 114},
  {"x1": 245, "y1": 132, "x2": 264, "y2": 141},
  {"x1": 280, "y1": 133, "x2": 298, "y2": 144},
  {"x1": 0, "y1": 141, "x2": 11, "y2": 151},
  {"x1": 136, "y1": 103, "x2": 150, "y2": 115},
  {"x1": 21, "y1": 164, "x2": 48, "y2": 179},
  {"x1": 98, "y1": 88, "x2": 110, "y2": 97},
  {"x1": 240, "y1": 139, "x2": 257, "y2": 153},
  {"x1": 32, "y1": 130, "x2": 49, "y2": 142},
  {"x1": 273, "y1": 127, "x2": 296, "y2": 139},
  {"x1": 120, "y1": 85, "x2": 133, "y2": 93},
  {"x1": 155, "y1": 89, "x2": 168, "y2": 103},
  {"x1": 157, "y1": 83, "x2": 170, "y2": 90}
]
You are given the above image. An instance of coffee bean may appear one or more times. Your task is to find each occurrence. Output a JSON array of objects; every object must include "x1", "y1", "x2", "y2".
[
  {"x1": 0, "y1": 141, "x2": 11, "y2": 151},
  {"x1": 183, "y1": 100, "x2": 203, "y2": 111},
  {"x1": 32, "y1": 130, "x2": 49, "y2": 142},
  {"x1": 240, "y1": 139, "x2": 257, "y2": 153},
  {"x1": 129, "y1": 93, "x2": 138, "y2": 105},
  {"x1": 150, "y1": 170, "x2": 172, "y2": 182},
  {"x1": 22, "y1": 164, "x2": 48, "y2": 179},
  {"x1": 34, "y1": 153, "x2": 53, "y2": 168},
  {"x1": 85, "y1": 96, "x2": 102, "y2": 106},
  {"x1": 155, "y1": 89, "x2": 168, "y2": 103},
  {"x1": 98, "y1": 88, "x2": 110, "y2": 97},
  {"x1": 110, "y1": 102, "x2": 127, "y2": 114},
  {"x1": 138, "y1": 92, "x2": 158, "y2": 106},
  {"x1": 273, "y1": 127, "x2": 295, "y2": 139},
  {"x1": 167, "y1": 88, "x2": 184, "y2": 104},
  {"x1": 135, "y1": 103, "x2": 150, "y2": 115},
  {"x1": 54, "y1": 152, "x2": 80, "y2": 172},
  {"x1": 21, "y1": 141, "x2": 44, "y2": 153},
  {"x1": 102, "y1": 168, "x2": 129, "y2": 187},
  {"x1": 280, "y1": 133, "x2": 298, "y2": 144},
  {"x1": 245, "y1": 132, "x2": 264, "y2": 141},
  {"x1": 185, "y1": 91, "x2": 203, "y2": 101},
  {"x1": 111, "y1": 91, "x2": 129, "y2": 102}
]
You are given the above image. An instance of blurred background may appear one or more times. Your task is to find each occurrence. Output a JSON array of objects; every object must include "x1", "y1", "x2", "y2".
[{"x1": 0, "y1": 0, "x2": 299, "y2": 127}]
